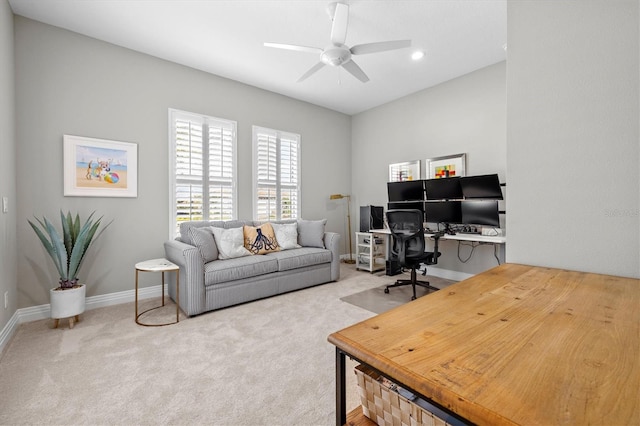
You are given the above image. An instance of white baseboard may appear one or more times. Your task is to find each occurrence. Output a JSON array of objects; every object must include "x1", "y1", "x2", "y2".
[
  {"x1": 424, "y1": 266, "x2": 473, "y2": 282},
  {"x1": 0, "y1": 284, "x2": 165, "y2": 356},
  {"x1": 0, "y1": 311, "x2": 19, "y2": 356}
]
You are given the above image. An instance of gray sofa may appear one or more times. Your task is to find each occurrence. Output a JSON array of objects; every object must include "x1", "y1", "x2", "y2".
[{"x1": 164, "y1": 219, "x2": 341, "y2": 317}]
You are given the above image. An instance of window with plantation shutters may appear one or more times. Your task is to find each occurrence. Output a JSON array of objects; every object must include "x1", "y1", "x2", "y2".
[
  {"x1": 170, "y1": 109, "x2": 237, "y2": 237},
  {"x1": 252, "y1": 126, "x2": 300, "y2": 221}
]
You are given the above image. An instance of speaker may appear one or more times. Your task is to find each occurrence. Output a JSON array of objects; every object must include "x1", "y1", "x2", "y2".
[{"x1": 360, "y1": 205, "x2": 384, "y2": 232}]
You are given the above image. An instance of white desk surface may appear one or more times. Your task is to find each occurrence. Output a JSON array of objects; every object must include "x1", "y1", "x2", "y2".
[{"x1": 369, "y1": 228, "x2": 506, "y2": 244}]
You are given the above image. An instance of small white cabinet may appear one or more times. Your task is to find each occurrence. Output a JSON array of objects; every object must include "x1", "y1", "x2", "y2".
[{"x1": 356, "y1": 232, "x2": 387, "y2": 273}]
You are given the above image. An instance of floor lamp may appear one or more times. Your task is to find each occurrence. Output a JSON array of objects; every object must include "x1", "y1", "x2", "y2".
[{"x1": 329, "y1": 194, "x2": 355, "y2": 264}]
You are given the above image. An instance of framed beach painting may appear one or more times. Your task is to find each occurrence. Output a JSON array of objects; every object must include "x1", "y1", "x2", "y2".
[
  {"x1": 425, "y1": 153, "x2": 466, "y2": 179},
  {"x1": 63, "y1": 135, "x2": 138, "y2": 197}
]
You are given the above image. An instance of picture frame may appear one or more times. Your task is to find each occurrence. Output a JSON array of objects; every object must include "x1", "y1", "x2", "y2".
[
  {"x1": 388, "y1": 160, "x2": 421, "y2": 182},
  {"x1": 425, "y1": 153, "x2": 466, "y2": 179},
  {"x1": 63, "y1": 135, "x2": 138, "y2": 197}
]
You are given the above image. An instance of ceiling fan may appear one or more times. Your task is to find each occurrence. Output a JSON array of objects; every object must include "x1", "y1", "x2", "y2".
[{"x1": 264, "y1": 1, "x2": 411, "y2": 83}]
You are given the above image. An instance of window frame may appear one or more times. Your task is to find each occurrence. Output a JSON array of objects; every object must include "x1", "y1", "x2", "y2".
[
  {"x1": 169, "y1": 108, "x2": 238, "y2": 238},
  {"x1": 252, "y1": 125, "x2": 301, "y2": 221}
]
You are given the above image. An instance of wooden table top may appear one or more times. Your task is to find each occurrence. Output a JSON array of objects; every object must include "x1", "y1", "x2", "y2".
[{"x1": 329, "y1": 263, "x2": 639, "y2": 425}]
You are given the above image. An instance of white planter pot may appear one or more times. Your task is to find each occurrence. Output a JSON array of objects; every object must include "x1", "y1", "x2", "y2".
[{"x1": 50, "y1": 284, "x2": 86, "y2": 319}]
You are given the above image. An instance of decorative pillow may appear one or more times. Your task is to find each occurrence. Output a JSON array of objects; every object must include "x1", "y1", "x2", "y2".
[
  {"x1": 271, "y1": 222, "x2": 301, "y2": 250},
  {"x1": 210, "y1": 227, "x2": 251, "y2": 260},
  {"x1": 243, "y1": 223, "x2": 280, "y2": 255},
  {"x1": 188, "y1": 226, "x2": 218, "y2": 262},
  {"x1": 297, "y1": 219, "x2": 327, "y2": 248}
]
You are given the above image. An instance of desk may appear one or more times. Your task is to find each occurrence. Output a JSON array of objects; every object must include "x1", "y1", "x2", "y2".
[
  {"x1": 328, "y1": 263, "x2": 639, "y2": 425},
  {"x1": 370, "y1": 228, "x2": 506, "y2": 244},
  {"x1": 370, "y1": 228, "x2": 507, "y2": 264}
]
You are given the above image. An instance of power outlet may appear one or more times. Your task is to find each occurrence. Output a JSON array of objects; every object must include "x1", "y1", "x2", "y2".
[{"x1": 4, "y1": 291, "x2": 7, "y2": 309}]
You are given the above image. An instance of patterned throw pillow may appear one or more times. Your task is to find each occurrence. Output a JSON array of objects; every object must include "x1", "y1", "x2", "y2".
[
  {"x1": 271, "y1": 222, "x2": 301, "y2": 250},
  {"x1": 243, "y1": 223, "x2": 281, "y2": 255},
  {"x1": 210, "y1": 227, "x2": 251, "y2": 260}
]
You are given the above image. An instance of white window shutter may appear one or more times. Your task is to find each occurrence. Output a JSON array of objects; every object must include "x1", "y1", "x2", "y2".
[
  {"x1": 170, "y1": 109, "x2": 237, "y2": 237},
  {"x1": 253, "y1": 126, "x2": 300, "y2": 221}
]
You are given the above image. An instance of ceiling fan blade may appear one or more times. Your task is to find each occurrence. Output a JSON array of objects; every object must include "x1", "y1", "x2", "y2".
[
  {"x1": 341, "y1": 60, "x2": 369, "y2": 83},
  {"x1": 297, "y1": 62, "x2": 326, "y2": 82},
  {"x1": 330, "y1": 2, "x2": 349, "y2": 45},
  {"x1": 350, "y1": 40, "x2": 412, "y2": 55},
  {"x1": 264, "y1": 42, "x2": 322, "y2": 54}
]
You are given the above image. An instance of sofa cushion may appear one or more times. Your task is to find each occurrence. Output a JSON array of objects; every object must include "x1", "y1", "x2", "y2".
[
  {"x1": 188, "y1": 226, "x2": 218, "y2": 262},
  {"x1": 265, "y1": 247, "x2": 332, "y2": 272},
  {"x1": 204, "y1": 255, "x2": 278, "y2": 286},
  {"x1": 243, "y1": 223, "x2": 280, "y2": 255},
  {"x1": 271, "y1": 222, "x2": 301, "y2": 250},
  {"x1": 211, "y1": 227, "x2": 251, "y2": 260},
  {"x1": 179, "y1": 220, "x2": 227, "y2": 245},
  {"x1": 297, "y1": 219, "x2": 327, "y2": 248}
]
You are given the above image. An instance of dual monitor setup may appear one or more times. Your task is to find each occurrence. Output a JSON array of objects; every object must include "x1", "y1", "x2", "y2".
[{"x1": 386, "y1": 174, "x2": 504, "y2": 231}]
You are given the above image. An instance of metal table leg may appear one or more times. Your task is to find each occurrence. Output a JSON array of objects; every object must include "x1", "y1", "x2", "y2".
[{"x1": 336, "y1": 347, "x2": 346, "y2": 426}]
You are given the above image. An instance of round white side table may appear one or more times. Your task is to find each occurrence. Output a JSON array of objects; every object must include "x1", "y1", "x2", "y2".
[{"x1": 135, "y1": 258, "x2": 180, "y2": 326}]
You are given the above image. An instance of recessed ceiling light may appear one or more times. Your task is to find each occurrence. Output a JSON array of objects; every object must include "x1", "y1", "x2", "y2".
[{"x1": 411, "y1": 50, "x2": 425, "y2": 61}]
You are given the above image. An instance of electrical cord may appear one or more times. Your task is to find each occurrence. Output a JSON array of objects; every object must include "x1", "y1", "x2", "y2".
[
  {"x1": 457, "y1": 241, "x2": 502, "y2": 265},
  {"x1": 457, "y1": 241, "x2": 477, "y2": 263}
]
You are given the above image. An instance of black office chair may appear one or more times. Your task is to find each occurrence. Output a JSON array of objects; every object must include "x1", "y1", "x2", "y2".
[{"x1": 385, "y1": 209, "x2": 442, "y2": 300}]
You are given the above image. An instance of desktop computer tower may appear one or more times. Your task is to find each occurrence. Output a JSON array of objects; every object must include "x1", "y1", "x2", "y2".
[
  {"x1": 360, "y1": 205, "x2": 384, "y2": 232},
  {"x1": 386, "y1": 260, "x2": 402, "y2": 276}
]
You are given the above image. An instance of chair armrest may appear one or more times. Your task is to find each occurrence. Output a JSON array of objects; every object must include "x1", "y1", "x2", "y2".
[
  {"x1": 164, "y1": 239, "x2": 206, "y2": 316},
  {"x1": 323, "y1": 231, "x2": 341, "y2": 281}
]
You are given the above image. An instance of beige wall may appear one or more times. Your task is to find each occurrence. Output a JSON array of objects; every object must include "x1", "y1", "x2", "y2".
[
  {"x1": 0, "y1": 0, "x2": 17, "y2": 336},
  {"x1": 14, "y1": 17, "x2": 352, "y2": 308},
  {"x1": 506, "y1": 0, "x2": 639, "y2": 278}
]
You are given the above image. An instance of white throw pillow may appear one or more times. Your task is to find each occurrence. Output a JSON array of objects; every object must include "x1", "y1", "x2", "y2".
[
  {"x1": 210, "y1": 227, "x2": 251, "y2": 260},
  {"x1": 271, "y1": 222, "x2": 301, "y2": 250}
]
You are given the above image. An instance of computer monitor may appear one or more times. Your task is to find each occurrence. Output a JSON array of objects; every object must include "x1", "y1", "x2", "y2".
[
  {"x1": 387, "y1": 201, "x2": 425, "y2": 213},
  {"x1": 424, "y1": 201, "x2": 462, "y2": 224},
  {"x1": 461, "y1": 200, "x2": 500, "y2": 227},
  {"x1": 387, "y1": 180, "x2": 425, "y2": 202},
  {"x1": 425, "y1": 177, "x2": 463, "y2": 200},
  {"x1": 460, "y1": 174, "x2": 503, "y2": 199}
]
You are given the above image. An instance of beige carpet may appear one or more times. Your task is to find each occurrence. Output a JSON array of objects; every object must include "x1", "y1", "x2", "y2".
[{"x1": 0, "y1": 265, "x2": 398, "y2": 426}]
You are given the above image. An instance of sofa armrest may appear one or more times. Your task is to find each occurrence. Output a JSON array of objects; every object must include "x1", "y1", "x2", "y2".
[
  {"x1": 164, "y1": 239, "x2": 206, "y2": 316},
  {"x1": 323, "y1": 231, "x2": 341, "y2": 281}
]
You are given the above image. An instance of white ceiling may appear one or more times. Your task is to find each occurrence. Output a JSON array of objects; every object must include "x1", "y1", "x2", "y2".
[{"x1": 8, "y1": 0, "x2": 507, "y2": 115}]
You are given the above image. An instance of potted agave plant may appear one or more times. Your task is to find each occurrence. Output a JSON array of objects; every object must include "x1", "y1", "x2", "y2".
[{"x1": 28, "y1": 211, "x2": 110, "y2": 328}]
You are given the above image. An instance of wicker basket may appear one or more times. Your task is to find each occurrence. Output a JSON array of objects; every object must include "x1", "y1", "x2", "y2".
[{"x1": 355, "y1": 364, "x2": 452, "y2": 426}]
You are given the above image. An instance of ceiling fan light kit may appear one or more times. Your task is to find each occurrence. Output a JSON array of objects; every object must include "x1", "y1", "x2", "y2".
[
  {"x1": 265, "y1": 1, "x2": 411, "y2": 83},
  {"x1": 411, "y1": 50, "x2": 425, "y2": 61}
]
